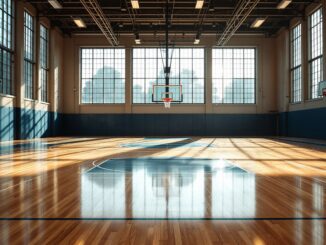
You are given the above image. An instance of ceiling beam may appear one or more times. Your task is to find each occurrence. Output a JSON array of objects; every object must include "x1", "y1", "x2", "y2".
[
  {"x1": 217, "y1": 0, "x2": 261, "y2": 46},
  {"x1": 79, "y1": 0, "x2": 119, "y2": 46}
]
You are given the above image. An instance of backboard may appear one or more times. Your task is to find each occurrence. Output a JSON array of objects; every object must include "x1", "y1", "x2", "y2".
[
  {"x1": 152, "y1": 84, "x2": 183, "y2": 103},
  {"x1": 319, "y1": 81, "x2": 326, "y2": 97}
]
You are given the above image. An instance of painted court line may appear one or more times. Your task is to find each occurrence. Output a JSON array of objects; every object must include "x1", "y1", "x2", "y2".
[{"x1": 1, "y1": 217, "x2": 326, "y2": 221}]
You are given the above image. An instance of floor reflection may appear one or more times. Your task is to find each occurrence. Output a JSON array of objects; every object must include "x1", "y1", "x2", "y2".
[
  {"x1": 81, "y1": 158, "x2": 255, "y2": 218},
  {"x1": 82, "y1": 172, "x2": 126, "y2": 218}
]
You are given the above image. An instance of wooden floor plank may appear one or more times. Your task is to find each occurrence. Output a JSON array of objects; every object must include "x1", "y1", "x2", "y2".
[{"x1": 0, "y1": 137, "x2": 325, "y2": 244}]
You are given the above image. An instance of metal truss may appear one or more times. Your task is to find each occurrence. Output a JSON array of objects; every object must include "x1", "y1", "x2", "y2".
[
  {"x1": 80, "y1": 0, "x2": 119, "y2": 46},
  {"x1": 217, "y1": 0, "x2": 261, "y2": 46}
]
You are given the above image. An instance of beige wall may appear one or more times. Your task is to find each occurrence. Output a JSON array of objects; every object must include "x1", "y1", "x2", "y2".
[
  {"x1": 63, "y1": 34, "x2": 278, "y2": 114},
  {"x1": 0, "y1": 1, "x2": 64, "y2": 113},
  {"x1": 50, "y1": 27, "x2": 64, "y2": 113},
  {"x1": 2, "y1": 1, "x2": 325, "y2": 117},
  {"x1": 276, "y1": 2, "x2": 326, "y2": 113}
]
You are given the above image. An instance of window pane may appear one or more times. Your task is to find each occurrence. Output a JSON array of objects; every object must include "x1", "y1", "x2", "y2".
[
  {"x1": 24, "y1": 11, "x2": 34, "y2": 99},
  {"x1": 309, "y1": 8, "x2": 323, "y2": 99},
  {"x1": 80, "y1": 48, "x2": 126, "y2": 104},
  {"x1": 291, "y1": 24, "x2": 302, "y2": 103},
  {"x1": 0, "y1": 0, "x2": 14, "y2": 95},
  {"x1": 132, "y1": 48, "x2": 205, "y2": 104},
  {"x1": 212, "y1": 48, "x2": 256, "y2": 104},
  {"x1": 40, "y1": 25, "x2": 48, "y2": 102}
]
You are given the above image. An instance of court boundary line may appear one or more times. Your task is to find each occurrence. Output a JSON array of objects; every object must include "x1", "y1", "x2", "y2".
[
  {"x1": 0, "y1": 217, "x2": 326, "y2": 221},
  {"x1": 84, "y1": 157, "x2": 249, "y2": 174}
]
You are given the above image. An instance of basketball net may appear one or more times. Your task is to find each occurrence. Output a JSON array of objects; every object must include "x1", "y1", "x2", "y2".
[{"x1": 163, "y1": 97, "x2": 173, "y2": 108}]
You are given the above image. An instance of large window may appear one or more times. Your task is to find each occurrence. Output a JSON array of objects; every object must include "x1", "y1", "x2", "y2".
[
  {"x1": 133, "y1": 48, "x2": 205, "y2": 104},
  {"x1": 212, "y1": 48, "x2": 256, "y2": 104},
  {"x1": 309, "y1": 8, "x2": 323, "y2": 99},
  {"x1": 291, "y1": 24, "x2": 302, "y2": 103},
  {"x1": 24, "y1": 11, "x2": 34, "y2": 99},
  {"x1": 40, "y1": 25, "x2": 49, "y2": 102},
  {"x1": 0, "y1": 0, "x2": 14, "y2": 95},
  {"x1": 80, "y1": 48, "x2": 125, "y2": 104}
]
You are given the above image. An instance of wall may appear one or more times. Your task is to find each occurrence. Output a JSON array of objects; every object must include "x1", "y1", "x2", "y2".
[
  {"x1": 61, "y1": 34, "x2": 278, "y2": 136},
  {"x1": 0, "y1": 2, "x2": 64, "y2": 141},
  {"x1": 1, "y1": 2, "x2": 325, "y2": 140},
  {"x1": 60, "y1": 1, "x2": 325, "y2": 139},
  {"x1": 276, "y1": 2, "x2": 326, "y2": 140}
]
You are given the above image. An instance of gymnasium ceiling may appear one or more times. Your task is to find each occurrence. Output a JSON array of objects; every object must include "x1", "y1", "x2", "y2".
[{"x1": 29, "y1": 0, "x2": 315, "y2": 37}]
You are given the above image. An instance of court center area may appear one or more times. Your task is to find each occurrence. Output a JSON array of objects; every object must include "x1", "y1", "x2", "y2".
[{"x1": 1, "y1": 0, "x2": 326, "y2": 244}]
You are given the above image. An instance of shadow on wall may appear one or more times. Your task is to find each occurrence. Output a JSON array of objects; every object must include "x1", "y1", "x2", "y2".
[
  {"x1": 0, "y1": 106, "x2": 14, "y2": 141},
  {"x1": 19, "y1": 108, "x2": 57, "y2": 139},
  {"x1": 0, "y1": 106, "x2": 60, "y2": 141}
]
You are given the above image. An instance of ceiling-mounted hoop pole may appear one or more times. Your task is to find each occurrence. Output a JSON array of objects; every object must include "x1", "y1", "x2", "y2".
[{"x1": 165, "y1": 0, "x2": 169, "y2": 93}]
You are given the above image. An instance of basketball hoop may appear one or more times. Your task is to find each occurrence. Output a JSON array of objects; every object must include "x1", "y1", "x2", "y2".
[{"x1": 163, "y1": 97, "x2": 173, "y2": 108}]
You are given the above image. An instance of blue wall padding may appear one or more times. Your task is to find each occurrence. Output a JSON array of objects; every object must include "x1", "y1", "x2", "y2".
[
  {"x1": 0, "y1": 106, "x2": 61, "y2": 141},
  {"x1": 1, "y1": 106, "x2": 325, "y2": 141},
  {"x1": 0, "y1": 106, "x2": 14, "y2": 141},
  {"x1": 62, "y1": 113, "x2": 277, "y2": 137},
  {"x1": 279, "y1": 107, "x2": 326, "y2": 140}
]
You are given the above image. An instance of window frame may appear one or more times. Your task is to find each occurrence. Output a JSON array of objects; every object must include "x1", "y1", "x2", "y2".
[
  {"x1": 79, "y1": 47, "x2": 126, "y2": 104},
  {"x1": 212, "y1": 47, "x2": 257, "y2": 105},
  {"x1": 39, "y1": 24, "x2": 49, "y2": 103},
  {"x1": 23, "y1": 10, "x2": 35, "y2": 100},
  {"x1": 0, "y1": 0, "x2": 14, "y2": 96},
  {"x1": 290, "y1": 23, "x2": 302, "y2": 103},
  {"x1": 308, "y1": 7, "x2": 323, "y2": 100},
  {"x1": 132, "y1": 47, "x2": 206, "y2": 104}
]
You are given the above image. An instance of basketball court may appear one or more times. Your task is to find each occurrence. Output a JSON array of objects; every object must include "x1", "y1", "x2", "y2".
[{"x1": 0, "y1": 0, "x2": 326, "y2": 244}]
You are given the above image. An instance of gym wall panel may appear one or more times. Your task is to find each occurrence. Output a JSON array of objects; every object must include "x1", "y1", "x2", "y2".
[
  {"x1": 280, "y1": 107, "x2": 326, "y2": 140},
  {"x1": 20, "y1": 108, "x2": 53, "y2": 139},
  {"x1": 62, "y1": 113, "x2": 277, "y2": 137},
  {"x1": 0, "y1": 106, "x2": 15, "y2": 141},
  {"x1": 0, "y1": 106, "x2": 62, "y2": 142}
]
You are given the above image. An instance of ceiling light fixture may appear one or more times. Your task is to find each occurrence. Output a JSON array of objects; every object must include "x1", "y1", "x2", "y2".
[
  {"x1": 195, "y1": 0, "x2": 204, "y2": 9},
  {"x1": 131, "y1": 0, "x2": 140, "y2": 9},
  {"x1": 251, "y1": 18, "x2": 266, "y2": 28},
  {"x1": 73, "y1": 18, "x2": 87, "y2": 28},
  {"x1": 277, "y1": 0, "x2": 292, "y2": 9},
  {"x1": 194, "y1": 33, "x2": 200, "y2": 44},
  {"x1": 135, "y1": 33, "x2": 141, "y2": 44},
  {"x1": 48, "y1": 0, "x2": 62, "y2": 9}
]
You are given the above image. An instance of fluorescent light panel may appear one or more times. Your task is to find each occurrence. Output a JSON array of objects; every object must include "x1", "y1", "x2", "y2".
[
  {"x1": 277, "y1": 0, "x2": 292, "y2": 9},
  {"x1": 251, "y1": 18, "x2": 266, "y2": 28},
  {"x1": 195, "y1": 0, "x2": 204, "y2": 9},
  {"x1": 131, "y1": 0, "x2": 140, "y2": 9},
  {"x1": 48, "y1": 0, "x2": 62, "y2": 9},
  {"x1": 73, "y1": 18, "x2": 86, "y2": 28}
]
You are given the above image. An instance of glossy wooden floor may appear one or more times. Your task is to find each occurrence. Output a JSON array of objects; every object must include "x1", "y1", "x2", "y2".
[{"x1": 0, "y1": 137, "x2": 326, "y2": 244}]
